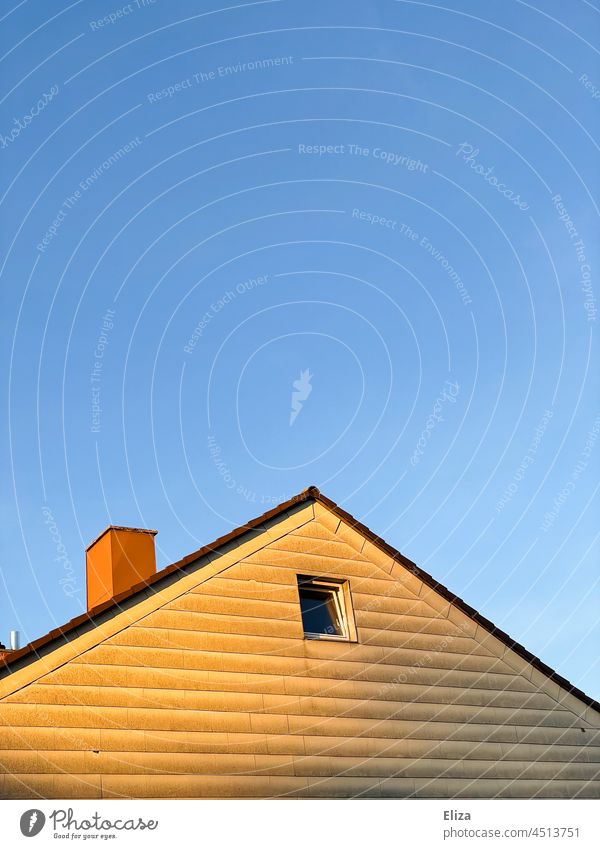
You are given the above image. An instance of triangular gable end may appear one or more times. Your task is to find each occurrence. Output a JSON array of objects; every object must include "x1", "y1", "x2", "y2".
[
  {"x1": 1, "y1": 489, "x2": 599, "y2": 799},
  {"x1": 1, "y1": 489, "x2": 599, "y2": 729},
  {"x1": 311, "y1": 500, "x2": 600, "y2": 730}
]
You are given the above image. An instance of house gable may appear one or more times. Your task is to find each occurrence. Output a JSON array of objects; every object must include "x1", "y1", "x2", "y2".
[{"x1": 1, "y1": 492, "x2": 599, "y2": 799}]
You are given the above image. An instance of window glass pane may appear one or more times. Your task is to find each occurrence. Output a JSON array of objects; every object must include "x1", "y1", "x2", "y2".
[{"x1": 299, "y1": 587, "x2": 344, "y2": 636}]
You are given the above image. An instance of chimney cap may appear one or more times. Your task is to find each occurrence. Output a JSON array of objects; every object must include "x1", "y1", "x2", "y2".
[{"x1": 85, "y1": 525, "x2": 158, "y2": 552}]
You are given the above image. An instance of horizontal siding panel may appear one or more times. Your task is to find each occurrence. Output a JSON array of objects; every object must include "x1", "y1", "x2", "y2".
[
  {"x1": 110, "y1": 629, "x2": 306, "y2": 654},
  {"x1": 302, "y1": 735, "x2": 600, "y2": 764},
  {"x1": 293, "y1": 755, "x2": 600, "y2": 782},
  {"x1": 354, "y1": 609, "x2": 465, "y2": 637},
  {"x1": 4, "y1": 685, "x2": 569, "y2": 725},
  {"x1": 303, "y1": 776, "x2": 381, "y2": 798},
  {"x1": 108, "y1": 626, "x2": 496, "y2": 662},
  {"x1": 293, "y1": 522, "x2": 343, "y2": 541},
  {"x1": 0, "y1": 727, "x2": 60, "y2": 751},
  {"x1": 3, "y1": 722, "x2": 596, "y2": 764},
  {"x1": 72, "y1": 643, "x2": 524, "y2": 680},
  {"x1": 0, "y1": 750, "x2": 286, "y2": 777},
  {"x1": 282, "y1": 672, "x2": 547, "y2": 706},
  {"x1": 220, "y1": 563, "x2": 305, "y2": 585},
  {"x1": 337, "y1": 629, "x2": 494, "y2": 656},
  {"x1": 5, "y1": 750, "x2": 597, "y2": 783},
  {"x1": 202, "y1": 571, "x2": 422, "y2": 604},
  {"x1": 242, "y1": 550, "x2": 388, "y2": 578},
  {"x1": 357, "y1": 623, "x2": 478, "y2": 645},
  {"x1": 378, "y1": 646, "x2": 515, "y2": 674},
  {"x1": 1, "y1": 773, "x2": 102, "y2": 800},
  {"x1": 191, "y1": 577, "x2": 299, "y2": 603},
  {"x1": 456, "y1": 778, "x2": 599, "y2": 799},
  {"x1": 0, "y1": 703, "x2": 253, "y2": 733},
  {"x1": 0, "y1": 773, "x2": 308, "y2": 799},
  {"x1": 287, "y1": 714, "x2": 600, "y2": 746},
  {"x1": 101, "y1": 774, "x2": 307, "y2": 799},
  {"x1": 44, "y1": 659, "x2": 544, "y2": 700},
  {"x1": 167, "y1": 593, "x2": 299, "y2": 619},
  {"x1": 351, "y1": 592, "x2": 449, "y2": 618},
  {"x1": 1, "y1": 700, "x2": 586, "y2": 738},
  {"x1": 9, "y1": 773, "x2": 594, "y2": 800},
  {"x1": 515, "y1": 725, "x2": 598, "y2": 746},
  {"x1": 380, "y1": 776, "x2": 598, "y2": 799},
  {"x1": 269, "y1": 535, "x2": 370, "y2": 561},
  {"x1": 14, "y1": 676, "x2": 558, "y2": 713},
  {"x1": 339, "y1": 575, "x2": 423, "y2": 600},
  {"x1": 140, "y1": 609, "x2": 303, "y2": 639},
  {"x1": 0, "y1": 716, "x2": 600, "y2": 757}
]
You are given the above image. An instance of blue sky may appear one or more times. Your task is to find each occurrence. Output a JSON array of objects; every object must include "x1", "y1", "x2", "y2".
[{"x1": 0, "y1": 0, "x2": 598, "y2": 699}]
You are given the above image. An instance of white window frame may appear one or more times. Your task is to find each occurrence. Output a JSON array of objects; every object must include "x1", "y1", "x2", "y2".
[{"x1": 297, "y1": 575, "x2": 357, "y2": 642}]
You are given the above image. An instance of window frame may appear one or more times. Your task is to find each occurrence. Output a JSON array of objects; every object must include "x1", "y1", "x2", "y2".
[{"x1": 296, "y1": 574, "x2": 357, "y2": 642}]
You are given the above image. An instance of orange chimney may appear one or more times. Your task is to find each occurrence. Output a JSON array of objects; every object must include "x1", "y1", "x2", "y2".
[{"x1": 85, "y1": 526, "x2": 157, "y2": 611}]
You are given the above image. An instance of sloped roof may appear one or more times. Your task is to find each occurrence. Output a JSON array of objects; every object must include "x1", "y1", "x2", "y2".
[{"x1": 2, "y1": 486, "x2": 598, "y2": 715}]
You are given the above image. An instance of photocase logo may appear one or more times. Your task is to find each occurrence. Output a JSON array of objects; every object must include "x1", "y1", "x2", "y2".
[
  {"x1": 289, "y1": 369, "x2": 313, "y2": 426},
  {"x1": 20, "y1": 810, "x2": 46, "y2": 837},
  {"x1": 17, "y1": 807, "x2": 158, "y2": 840}
]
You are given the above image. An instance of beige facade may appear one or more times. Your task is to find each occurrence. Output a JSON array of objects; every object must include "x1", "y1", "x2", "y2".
[{"x1": 1, "y1": 492, "x2": 599, "y2": 799}]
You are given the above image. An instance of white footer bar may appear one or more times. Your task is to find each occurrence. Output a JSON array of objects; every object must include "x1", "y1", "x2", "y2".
[{"x1": 0, "y1": 799, "x2": 598, "y2": 849}]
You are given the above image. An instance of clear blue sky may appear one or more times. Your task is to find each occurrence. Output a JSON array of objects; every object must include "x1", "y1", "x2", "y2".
[{"x1": 0, "y1": 0, "x2": 598, "y2": 699}]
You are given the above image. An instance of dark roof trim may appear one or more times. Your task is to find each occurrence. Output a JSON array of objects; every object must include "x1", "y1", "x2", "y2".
[{"x1": 2, "y1": 486, "x2": 599, "y2": 717}]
